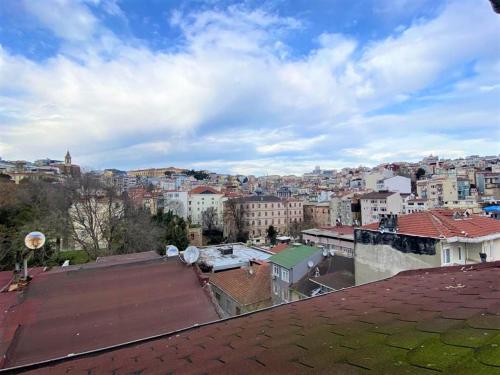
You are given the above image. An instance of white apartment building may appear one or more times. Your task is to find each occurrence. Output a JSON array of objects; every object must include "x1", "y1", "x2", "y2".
[
  {"x1": 188, "y1": 186, "x2": 225, "y2": 227},
  {"x1": 403, "y1": 196, "x2": 430, "y2": 214},
  {"x1": 163, "y1": 190, "x2": 188, "y2": 219},
  {"x1": 364, "y1": 170, "x2": 394, "y2": 191},
  {"x1": 376, "y1": 176, "x2": 411, "y2": 194},
  {"x1": 360, "y1": 191, "x2": 403, "y2": 225}
]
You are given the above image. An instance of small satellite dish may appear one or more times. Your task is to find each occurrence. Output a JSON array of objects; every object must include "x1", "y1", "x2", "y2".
[
  {"x1": 329, "y1": 249, "x2": 335, "y2": 256},
  {"x1": 322, "y1": 249, "x2": 328, "y2": 257},
  {"x1": 307, "y1": 260, "x2": 314, "y2": 268},
  {"x1": 25, "y1": 232, "x2": 46, "y2": 250},
  {"x1": 166, "y1": 245, "x2": 179, "y2": 257},
  {"x1": 183, "y1": 246, "x2": 200, "y2": 264}
]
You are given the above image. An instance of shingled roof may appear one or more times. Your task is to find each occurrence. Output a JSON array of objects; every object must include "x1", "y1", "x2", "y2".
[
  {"x1": 208, "y1": 264, "x2": 271, "y2": 306},
  {"x1": 362, "y1": 209, "x2": 500, "y2": 240},
  {"x1": 11, "y1": 261, "x2": 500, "y2": 374}
]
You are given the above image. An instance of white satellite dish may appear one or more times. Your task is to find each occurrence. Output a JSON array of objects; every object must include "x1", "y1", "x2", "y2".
[
  {"x1": 166, "y1": 245, "x2": 179, "y2": 257},
  {"x1": 322, "y1": 249, "x2": 328, "y2": 257},
  {"x1": 307, "y1": 260, "x2": 314, "y2": 268},
  {"x1": 329, "y1": 249, "x2": 335, "y2": 256},
  {"x1": 24, "y1": 232, "x2": 46, "y2": 250},
  {"x1": 183, "y1": 246, "x2": 200, "y2": 264}
]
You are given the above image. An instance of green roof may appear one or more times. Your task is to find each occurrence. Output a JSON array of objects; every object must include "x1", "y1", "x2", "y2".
[{"x1": 268, "y1": 245, "x2": 320, "y2": 269}]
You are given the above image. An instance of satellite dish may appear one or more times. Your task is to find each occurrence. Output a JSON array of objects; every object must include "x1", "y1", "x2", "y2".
[
  {"x1": 322, "y1": 249, "x2": 328, "y2": 257},
  {"x1": 329, "y1": 249, "x2": 335, "y2": 256},
  {"x1": 307, "y1": 260, "x2": 314, "y2": 268},
  {"x1": 25, "y1": 232, "x2": 46, "y2": 250},
  {"x1": 183, "y1": 246, "x2": 200, "y2": 264},
  {"x1": 166, "y1": 245, "x2": 179, "y2": 257}
]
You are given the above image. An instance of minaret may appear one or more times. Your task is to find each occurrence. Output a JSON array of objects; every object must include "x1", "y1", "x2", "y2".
[{"x1": 65, "y1": 150, "x2": 72, "y2": 166}]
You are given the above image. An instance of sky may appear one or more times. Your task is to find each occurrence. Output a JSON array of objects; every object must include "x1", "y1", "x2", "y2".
[{"x1": 0, "y1": 0, "x2": 499, "y2": 175}]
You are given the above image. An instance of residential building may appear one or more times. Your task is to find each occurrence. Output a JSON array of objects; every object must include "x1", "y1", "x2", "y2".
[
  {"x1": 188, "y1": 186, "x2": 225, "y2": 227},
  {"x1": 359, "y1": 191, "x2": 403, "y2": 225},
  {"x1": 476, "y1": 171, "x2": 500, "y2": 198},
  {"x1": 302, "y1": 226, "x2": 355, "y2": 258},
  {"x1": 457, "y1": 177, "x2": 471, "y2": 199},
  {"x1": 223, "y1": 196, "x2": 303, "y2": 240},
  {"x1": 163, "y1": 190, "x2": 188, "y2": 218},
  {"x1": 355, "y1": 209, "x2": 500, "y2": 285},
  {"x1": 363, "y1": 169, "x2": 394, "y2": 190},
  {"x1": 268, "y1": 245, "x2": 323, "y2": 303},
  {"x1": 209, "y1": 264, "x2": 271, "y2": 317},
  {"x1": 417, "y1": 175, "x2": 458, "y2": 207},
  {"x1": 329, "y1": 192, "x2": 362, "y2": 226},
  {"x1": 376, "y1": 175, "x2": 411, "y2": 194},
  {"x1": 197, "y1": 243, "x2": 272, "y2": 272},
  {"x1": 403, "y1": 195, "x2": 430, "y2": 214}
]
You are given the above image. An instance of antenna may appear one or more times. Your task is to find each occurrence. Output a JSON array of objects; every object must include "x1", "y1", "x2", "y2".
[
  {"x1": 166, "y1": 245, "x2": 179, "y2": 257},
  {"x1": 183, "y1": 246, "x2": 200, "y2": 264},
  {"x1": 307, "y1": 260, "x2": 314, "y2": 268}
]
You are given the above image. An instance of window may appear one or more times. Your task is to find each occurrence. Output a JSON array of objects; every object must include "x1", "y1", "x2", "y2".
[
  {"x1": 457, "y1": 247, "x2": 462, "y2": 261},
  {"x1": 281, "y1": 268, "x2": 289, "y2": 282},
  {"x1": 282, "y1": 289, "x2": 290, "y2": 302},
  {"x1": 443, "y1": 248, "x2": 451, "y2": 264},
  {"x1": 272, "y1": 264, "x2": 279, "y2": 276},
  {"x1": 273, "y1": 282, "x2": 279, "y2": 295},
  {"x1": 235, "y1": 307, "x2": 241, "y2": 315}
]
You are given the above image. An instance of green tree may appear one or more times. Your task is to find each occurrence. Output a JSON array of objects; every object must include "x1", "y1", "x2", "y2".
[
  {"x1": 153, "y1": 211, "x2": 189, "y2": 251},
  {"x1": 415, "y1": 167, "x2": 426, "y2": 180},
  {"x1": 266, "y1": 225, "x2": 278, "y2": 245}
]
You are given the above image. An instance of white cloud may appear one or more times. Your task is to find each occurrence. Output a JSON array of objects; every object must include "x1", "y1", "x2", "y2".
[{"x1": 0, "y1": 0, "x2": 499, "y2": 173}]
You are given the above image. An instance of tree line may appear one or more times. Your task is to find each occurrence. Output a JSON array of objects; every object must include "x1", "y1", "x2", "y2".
[{"x1": 0, "y1": 173, "x2": 188, "y2": 271}]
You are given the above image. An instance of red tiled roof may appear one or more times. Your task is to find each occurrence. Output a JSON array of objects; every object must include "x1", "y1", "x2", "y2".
[
  {"x1": 269, "y1": 243, "x2": 288, "y2": 253},
  {"x1": 0, "y1": 259, "x2": 219, "y2": 368},
  {"x1": 17, "y1": 261, "x2": 500, "y2": 374},
  {"x1": 208, "y1": 264, "x2": 271, "y2": 306},
  {"x1": 189, "y1": 186, "x2": 220, "y2": 194},
  {"x1": 363, "y1": 209, "x2": 500, "y2": 239}
]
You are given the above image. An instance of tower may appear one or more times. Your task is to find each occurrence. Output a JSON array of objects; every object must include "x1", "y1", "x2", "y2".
[{"x1": 65, "y1": 150, "x2": 71, "y2": 166}]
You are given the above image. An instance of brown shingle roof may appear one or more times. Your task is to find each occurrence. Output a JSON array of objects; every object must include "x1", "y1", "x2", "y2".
[
  {"x1": 363, "y1": 209, "x2": 500, "y2": 239},
  {"x1": 189, "y1": 186, "x2": 220, "y2": 194},
  {"x1": 17, "y1": 261, "x2": 500, "y2": 374},
  {"x1": 359, "y1": 191, "x2": 398, "y2": 199},
  {"x1": 209, "y1": 264, "x2": 271, "y2": 306}
]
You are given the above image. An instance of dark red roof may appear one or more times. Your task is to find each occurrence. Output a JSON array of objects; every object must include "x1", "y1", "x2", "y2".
[
  {"x1": 363, "y1": 209, "x2": 500, "y2": 239},
  {"x1": 0, "y1": 259, "x2": 219, "y2": 368},
  {"x1": 319, "y1": 225, "x2": 355, "y2": 236},
  {"x1": 13, "y1": 261, "x2": 500, "y2": 374}
]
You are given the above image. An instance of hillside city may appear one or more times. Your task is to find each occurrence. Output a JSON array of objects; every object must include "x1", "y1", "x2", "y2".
[
  {"x1": 0, "y1": 151, "x2": 499, "y2": 373},
  {"x1": 1, "y1": 0, "x2": 500, "y2": 373}
]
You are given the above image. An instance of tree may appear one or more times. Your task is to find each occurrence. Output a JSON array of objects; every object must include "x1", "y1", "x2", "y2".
[
  {"x1": 266, "y1": 225, "x2": 277, "y2": 245},
  {"x1": 68, "y1": 174, "x2": 124, "y2": 259},
  {"x1": 224, "y1": 199, "x2": 248, "y2": 243},
  {"x1": 201, "y1": 207, "x2": 218, "y2": 232},
  {"x1": 415, "y1": 167, "x2": 426, "y2": 180},
  {"x1": 153, "y1": 211, "x2": 189, "y2": 251}
]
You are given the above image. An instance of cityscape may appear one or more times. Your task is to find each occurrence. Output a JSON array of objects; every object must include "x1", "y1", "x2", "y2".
[{"x1": 1, "y1": 0, "x2": 500, "y2": 374}]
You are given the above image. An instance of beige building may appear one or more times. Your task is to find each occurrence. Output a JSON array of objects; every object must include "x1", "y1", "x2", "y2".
[
  {"x1": 403, "y1": 196, "x2": 430, "y2": 214},
  {"x1": 223, "y1": 196, "x2": 303, "y2": 240},
  {"x1": 360, "y1": 191, "x2": 403, "y2": 225},
  {"x1": 417, "y1": 175, "x2": 458, "y2": 207}
]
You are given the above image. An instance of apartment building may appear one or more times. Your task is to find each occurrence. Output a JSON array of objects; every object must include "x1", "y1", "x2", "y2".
[
  {"x1": 329, "y1": 192, "x2": 362, "y2": 226},
  {"x1": 376, "y1": 176, "x2": 411, "y2": 194},
  {"x1": 359, "y1": 191, "x2": 403, "y2": 225},
  {"x1": 223, "y1": 196, "x2": 303, "y2": 240},
  {"x1": 403, "y1": 195, "x2": 430, "y2": 214},
  {"x1": 416, "y1": 175, "x2": 458, "y2": 207},
  {"x1": 188, "y1": 186, "x2": 225, "y2": 227},
  {"x1": 163, "y1": 190, "x2": 188, "y2": 219}
]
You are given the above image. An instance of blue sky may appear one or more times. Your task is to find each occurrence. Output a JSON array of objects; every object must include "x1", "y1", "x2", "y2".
[{"x1": 0, "y1": 0, "x2": 499, "y2": 175}]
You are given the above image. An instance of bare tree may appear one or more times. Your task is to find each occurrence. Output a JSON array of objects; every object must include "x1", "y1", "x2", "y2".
[
  {"x1": 164, "y1": 200, "x2": 185, "y2": 218},
  {"x1": 68, "y1": 175, "x2": 124, "y2": 258},
  {"x1": 224, "y1": 199, "x2": 248, "y2": 242},
  {"x1": 201, "y1": 207, "x2": 218, "y2": 232}
]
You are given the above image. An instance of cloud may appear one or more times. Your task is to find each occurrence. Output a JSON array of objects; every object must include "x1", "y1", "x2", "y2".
[{"x1": 0, "y1": 0, "x2": 499, "y2": 174}]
